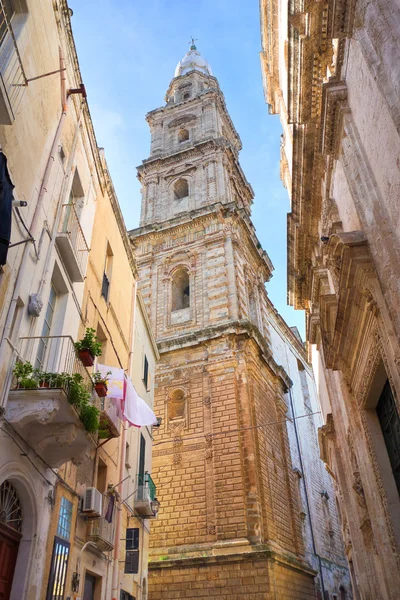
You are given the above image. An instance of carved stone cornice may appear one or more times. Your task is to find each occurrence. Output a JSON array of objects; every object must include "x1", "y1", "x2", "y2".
[
  {"x1": 321, "y1": 231, "x2": 377, "y2": 371},
  {"x1": 320, "y1": 80, "x2": 348, "y2": 157}
]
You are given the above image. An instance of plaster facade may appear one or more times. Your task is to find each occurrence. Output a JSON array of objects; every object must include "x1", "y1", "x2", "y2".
[
  {"x1": 0, "y1": 2, "x2": 157, "y2": 599},
  {"x1": 130, "y1": 46, "x2": 349, "y2": 599},
  {"x1": 260, "y1": 0, "x2": 400, "y2": 598}
]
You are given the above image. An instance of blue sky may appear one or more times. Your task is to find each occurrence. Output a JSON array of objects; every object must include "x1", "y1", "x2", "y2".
[{"x1": 71, "y1": 0, "x2": 305, "y2": 336}]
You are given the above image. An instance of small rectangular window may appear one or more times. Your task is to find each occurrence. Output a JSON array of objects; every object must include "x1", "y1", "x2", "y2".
[
  {"x1": 101, "y1": 242, "x2": 113, "y2": 303},
  {"x1": 143, "y1": 355, "x2": 149, "y2": 389},
  {"x1": 126, "y1": 528, "x2": 139, "y2": 551},
  {"x1": 101, "y1": 271, "x2": 110, "y2": 302},
  {"x1": 124, "y1": 549, "x2": 139, "y2": 574}
]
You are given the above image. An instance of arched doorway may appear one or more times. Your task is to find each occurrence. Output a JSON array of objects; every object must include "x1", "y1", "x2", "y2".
[{"x1": 0, "y1": 481, "x2": 23, "y2": 599}]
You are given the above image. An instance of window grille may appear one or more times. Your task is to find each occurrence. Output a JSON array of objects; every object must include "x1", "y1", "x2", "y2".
[{"x1": 45, "y1": 536, "x2": 70, "y2": 600}]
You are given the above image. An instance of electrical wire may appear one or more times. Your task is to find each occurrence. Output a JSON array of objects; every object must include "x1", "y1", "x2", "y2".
[
  {"x1": 14, "y1": 206, "x2": 39, "y2": 259},
  {"x1": 1, "y1": 419, "x2": 80, "y2": 498},
  {"x1": 152, "y1": 410, "x2": 322, "y2": 447}
]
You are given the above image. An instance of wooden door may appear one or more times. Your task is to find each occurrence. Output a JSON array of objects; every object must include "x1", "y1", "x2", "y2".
[
  {"x1": 83, "y1": 573, "x2": 96, "y2": 600},
  {"x1": 0, "y1": 523, "x2": 21, "y2": 600}
]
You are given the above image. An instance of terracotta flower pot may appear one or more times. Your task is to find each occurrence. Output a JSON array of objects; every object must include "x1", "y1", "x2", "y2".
[
  {"x1": 78, "y1": 348, "x2": 95, "y2": 367},
  {"x1": 95, "y1": 382, "x2": 107, "y2": 398},
  {"x1": 39, "y1": 381, "x2": 50, "y2": 388}
]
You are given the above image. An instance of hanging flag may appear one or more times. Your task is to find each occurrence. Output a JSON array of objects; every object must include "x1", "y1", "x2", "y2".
[
  {"x1": 123, "y1": 375, "x2": 157, "y2": 428},
  {"x1": 97, "y1": 363, "x2": 124, "y2": 399}
]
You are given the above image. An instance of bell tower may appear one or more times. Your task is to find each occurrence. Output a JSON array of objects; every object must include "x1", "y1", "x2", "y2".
[{"x1": 130, "y1": 45, "x2": 317, "y2": 600}]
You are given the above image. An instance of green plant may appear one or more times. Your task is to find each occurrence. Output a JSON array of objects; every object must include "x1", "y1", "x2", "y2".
[
  {"x1": 80, "y1": 403, "x2": 100, "y2": 433},
  {"x1": 98, "y1": 428, "x2": 109, "y2": 439},
  {"x1": 92, "y1": 370, "x2": 111, "y2": 385},
  {"x1": 19, "y1": 377, "x2": 38, "y2": 389},
  {"x1": 13, "y1": 360, "x2": 34, "y2": 380},
  {"x1": 67, "y1": 373, "x2": 91, "y2": 408},
  {"x1": 74, "y1": 328, "x2": 102, "y2": 357}
]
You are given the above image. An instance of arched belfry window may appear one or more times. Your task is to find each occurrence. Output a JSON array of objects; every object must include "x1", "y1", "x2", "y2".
[
  {"x1": 172, "y1": 268, "x2": 190, "y2": 311},
  {"x1": 173, "y1": 178, "x2": 189, "y2": 200},
  {"x1": 178, "y1": 128, "x2": 189, "y2": 143}
]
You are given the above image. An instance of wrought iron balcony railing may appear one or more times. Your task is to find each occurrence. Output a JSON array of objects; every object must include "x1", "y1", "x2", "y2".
[
  {"x1": 0, "y1": 2, "x2": 27, "y2": 124},
  {"x1": 57, "y1": 204, "x2": 90, "y2": 282},
  {"x1": 13, "y1": 335, "x2": 93, "y2": 396},
  {"x1": 86, "y1": 493, "x2": 115, "y2": 552}
]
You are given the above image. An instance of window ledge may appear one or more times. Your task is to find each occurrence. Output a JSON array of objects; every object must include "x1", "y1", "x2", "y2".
[{"x1": 171, "y1": 307, "x2": 191, "y2": 325}]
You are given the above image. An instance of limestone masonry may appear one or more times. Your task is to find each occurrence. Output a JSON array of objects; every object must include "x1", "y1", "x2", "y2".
[{"x1": 130, "y1": 45, "x2": 350, "y2": 600}]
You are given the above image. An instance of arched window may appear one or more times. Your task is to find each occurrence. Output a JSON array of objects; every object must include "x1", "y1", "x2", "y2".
[
  {"x1": 172, "y1": 268, "x2": 190, "y2": 311},
  {"x1": 339, "y1": 586, "x2": 347, "y2": 600},
  {"x1": 178, "y1": 128, "x2": 189, "y2": 143},
  {"x1": 168, "y1": 389, "x2": 186, "y2": 421},
  {"x1": 173, "y1": 179, "x2": 189, "y2": 200}
]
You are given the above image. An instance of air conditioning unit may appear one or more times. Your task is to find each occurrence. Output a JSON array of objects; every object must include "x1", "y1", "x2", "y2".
[{"x1": 81, "y1": 487, "x2": 102, "y2": 516}]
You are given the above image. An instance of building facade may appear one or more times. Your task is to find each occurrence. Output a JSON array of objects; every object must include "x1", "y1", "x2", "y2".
[
  {"x1": 130, "y1": 44, "x2": 349, "y2": 600},
  {"x1": 260, "y1": 0, "x2": 400, "y2": 598},
  {"x1": 0, "y1": 2, "x2": 157, "y2": 599}
]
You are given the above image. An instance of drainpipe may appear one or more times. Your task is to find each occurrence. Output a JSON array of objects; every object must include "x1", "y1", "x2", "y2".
[
  {"x1": 111, "y1": 280, "x2": 138, "y2": 599},
  {"x1": 288, "y1": 386, "x2": 327, "y2": 598}
]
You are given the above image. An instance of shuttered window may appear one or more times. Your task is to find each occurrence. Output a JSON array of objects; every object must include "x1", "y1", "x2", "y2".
[{"x1": 124, "y1": 528, "x2": 139, "y2": 574}]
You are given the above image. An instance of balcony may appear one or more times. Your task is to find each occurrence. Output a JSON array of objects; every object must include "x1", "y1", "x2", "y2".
[
  {"x1": 134, "y1": 473, "x2": 159, "y2": 518},
  {"x1": 86, "y1": 493, "x2": 115, "y2": 552},
  {"x1": 0, "y1": 6, "x2": 27, "y2": 124},
  {"x1": 56, "y1": 204, "x2": 89, "y2": 282},
  {"x1": 93, "y1": 395, "x2": 121, "y2": 439},
  {"x1": 5, "y1": 336, "x2": 97, "y2": 468}
]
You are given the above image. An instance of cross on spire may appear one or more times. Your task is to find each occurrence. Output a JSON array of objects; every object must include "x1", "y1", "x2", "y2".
[{"x1": 189, "y1": 37, "x2": 198, "y2": 50}]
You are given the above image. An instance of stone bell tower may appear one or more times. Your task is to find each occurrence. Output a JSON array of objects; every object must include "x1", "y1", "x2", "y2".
[{"x1": 130, "y1": 44, "x2": 317, "y2": 599}]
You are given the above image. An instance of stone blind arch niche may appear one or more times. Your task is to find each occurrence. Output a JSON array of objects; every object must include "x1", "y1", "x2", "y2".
[
  {"x1": 166, "y1": 387, "x2": 189, "y2": 432},
  {"x1": 178, "y1": 128, "x2": 189, "y2": 143},
  {"x1": 173, "y1": 178, "x2": 189, "y2": 200}
]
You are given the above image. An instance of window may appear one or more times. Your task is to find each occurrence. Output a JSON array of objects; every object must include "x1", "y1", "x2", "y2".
[
  {"x1": 46, "y1": 497, "x2": 72, "y2": 600},
  {"x1": 56, "y1": 497, "x2": 73, "y2": 539},
  {"x1": 172, "y1": 268, "x2": 190, "y2": 311},
  {"x1": 183, "y1": 92, "x2": 190, "y2": 100},
  {"x1": 36, "y1": 283, "x2": 57, "y2": 369},
  {"x1": 178, "y1": 128, "x2": 189, "y2": 143},
  {"x1": 121, "y1": 591, "x2": 135, "y2": 600},
  {"x1": 173, "y1": 178, "x2": 189, "y2": 200},
  {"x1": 143, "y1": 355, "x2": 149, "y2": 389},
  {"x1": 339, "y1": 587, "x2": 347, "y2": 600},
  {"x1": 96, "y1": 457, "x2": 107, "y2": 494},
  {"x1": 125, "y1": 442, "x2": 131, "y2": 469},
  {"x1": 124, "y1": 528, "x2": 139, "y2": 574},
  {"x1": 376, "y1": 379, "x2": 400, "y2": 494},
  {"x1": 138, "y1": 434, "x2": 146, "y2": 486},
  {"x1": 102, "y1": 242, "x2": 113, "y2": 303}
]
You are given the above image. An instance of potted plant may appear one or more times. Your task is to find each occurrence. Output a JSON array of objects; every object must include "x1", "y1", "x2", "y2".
[
  {"x1": 92, "y1": 370, "x2": 111, "y2": 398},
  {"x1": 33, "y1": 369, "x2": 52, "y2": 388},
  {"x1": 12, "y1": 361, "x2": 38, "y2": 390},
  {"x1": 74, "y1": 328, "x2": 102, "y2": 367}
]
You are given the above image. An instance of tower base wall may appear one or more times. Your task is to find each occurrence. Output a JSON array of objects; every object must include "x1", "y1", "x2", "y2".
[{"x1": 148, "y1": 551, "x2": 317, "y2": 600}]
